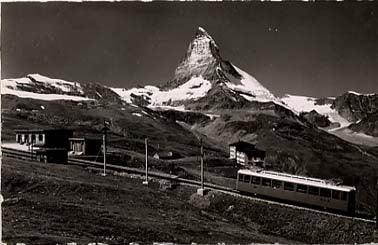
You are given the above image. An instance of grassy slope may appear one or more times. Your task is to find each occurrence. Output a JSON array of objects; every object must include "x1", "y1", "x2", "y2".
[
  {"x1": 3, "y1": 157, "x2": 377, "y2": 244},
  {"x1": 2, "y1": 156, "x2": 297, "y2": 244},
  {"x1": 1, "y1": 94, "x2": 222, "y2": 157}
]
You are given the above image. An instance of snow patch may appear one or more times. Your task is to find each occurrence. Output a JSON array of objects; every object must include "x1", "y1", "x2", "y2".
[
  {"x1": 348, "y1": 91, "x2": 376, "y2": 96},
  {"x1": 132, "y1": 112, "x2": 143, "y2": 117},
  {"x1": 205, "y1": 113, "x2": 220, "y2": 120},
  {"x1": 282, "y1": 94, "x2": 352, "y2": 129},
  {"x1": 96, "y1": 91, "x2": 103, "y2": 98},
  {"x1": 40, "y1": 105, "x2": 45, "y2": 110}
]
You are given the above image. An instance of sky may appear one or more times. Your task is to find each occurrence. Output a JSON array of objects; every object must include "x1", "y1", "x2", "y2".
[{"x1": 2, "y1": 2, "x2": 378, "y2": 97}]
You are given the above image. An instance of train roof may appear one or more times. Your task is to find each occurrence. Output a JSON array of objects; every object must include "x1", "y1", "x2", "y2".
[{"x1": 238, "y1": 169, "x2": 356, "y2": 192}]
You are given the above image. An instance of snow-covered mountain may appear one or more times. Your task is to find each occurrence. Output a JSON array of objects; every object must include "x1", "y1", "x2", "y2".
[
  {"x1": 1, "y1": 73, "x2": 124, "y2": 104},
  {"x1": 112, "y1": 27, "x2": 279, "y2": 110},
  {"x1": 1, "y1": 74, "x2": 92, "y2": 101},
  {"x1": 281, "y1": 94, "x2": 351, "y2": 130}
]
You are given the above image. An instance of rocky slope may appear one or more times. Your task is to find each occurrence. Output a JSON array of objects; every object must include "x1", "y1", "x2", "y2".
[
  {"x1": 332, "y1": 92, "x2": 378, "y2": 122},
  {"x1": 349, "y1": 111, "x2": 378, "y2": 137}
]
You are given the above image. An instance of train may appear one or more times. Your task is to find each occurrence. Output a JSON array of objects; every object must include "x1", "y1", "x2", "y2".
[{"x1": 236, "y1": 169, "x2": 356, "y2": 214}]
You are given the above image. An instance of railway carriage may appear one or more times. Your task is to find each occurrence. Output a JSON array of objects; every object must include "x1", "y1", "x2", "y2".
[{"x1": 236, "y1": 169, "x2": 356, "y2": 214}]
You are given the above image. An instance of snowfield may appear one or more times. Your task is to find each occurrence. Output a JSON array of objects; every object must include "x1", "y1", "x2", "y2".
[
  {"x1": 111, "y1": 76, "x2": 212, "y2": 106},
  {"x1": 282, "y1": 94, "x2": 351, "y2": 129},
  {"x1": 1, "y1": 74, "x2": 93, "y2": 101},
  {"x1": 225, "y1": 65, "x2": 277, "y2": 103}
]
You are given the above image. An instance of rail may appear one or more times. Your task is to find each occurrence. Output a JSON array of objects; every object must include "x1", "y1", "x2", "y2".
[{"x1": 1, "y1": 146, "x2": 375, "y2": 224}]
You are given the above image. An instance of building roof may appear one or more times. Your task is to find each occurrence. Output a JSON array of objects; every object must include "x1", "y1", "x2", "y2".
[
  {"x1": 229, "y1": 141, "x2": 255, "y2": 148},
  {"x1": 238, "y1": 169, "x2": 356, "y2": 192},
  {"x1": 15, "y1": 128, "x2": 74, "y2": 133},
  {"x1": 69, "y1": 137, "x2": 102, "y2": 141}
]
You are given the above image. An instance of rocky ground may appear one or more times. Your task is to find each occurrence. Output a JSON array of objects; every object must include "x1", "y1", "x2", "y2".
[{"x1": 3, "y1": 156, "x2": 378, "y2": 244}]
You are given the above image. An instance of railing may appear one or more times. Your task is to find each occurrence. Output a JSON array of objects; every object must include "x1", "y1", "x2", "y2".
[{"x1": 2, "y1": 147, "x2": 36, "y2": 160}]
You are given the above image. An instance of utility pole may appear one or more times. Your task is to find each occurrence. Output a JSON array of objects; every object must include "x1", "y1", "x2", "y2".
[
  {"x1": 143, "y1": 138, "x2": 149, "y2": 185},
  {"x1": 197, "y1": 138, "x2": 206, "y2": 196},
  {"x1": 102, "y1": 120, "x2": 109, "y2": 176},
  {"x1": 201, "y1": 138, "x2": 204, "y2": 190},
  {"x1": 376, "y1": 175, "x2": 378, "y2": 229}
]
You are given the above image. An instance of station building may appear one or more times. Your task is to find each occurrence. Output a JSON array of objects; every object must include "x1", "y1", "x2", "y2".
[
  {"x1": 229, "y1": 141, "x2": 266, "y2": 166},
  {"x1": 15, "y1": 128, "x2": 74, "y2": 164},
  {"x1": 15, "y1": 129, "x2": 74, "y2": 149}
]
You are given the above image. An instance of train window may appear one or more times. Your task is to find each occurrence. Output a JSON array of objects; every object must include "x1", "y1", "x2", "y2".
[
  {"x1": 320, "y1": 188, "x2": 331, "y2": 198},
  {"x1": 284, "y1": 182, "x2": 294, "y2": 191},
  {"x1": 272, "y1": 180, "x2": 282, "y2": 189},
  {"x1": 308, "y1": 186, "x2": 319, "y2": 195},
  {"x1": 332, "y1": 190, "x2": 340, "y2": 200},
  {"x1": 252, "y1": 176, "x2": 261, "y2": 185},
  {"x1": 262, "y1": 178, "x2": 271, "y2": 187},
  {"x1": 296, "y1": 184, "x2": 307, "y2": 193},
  {"x1": 341, "y1": 192, "x2": 348, "y2": 200},
  {"x1": 244, "y1": 175, "x2": 251, "y2": 183},
  {"x1": 239, "y1": 174, "x2": 244, "y2": 182}
]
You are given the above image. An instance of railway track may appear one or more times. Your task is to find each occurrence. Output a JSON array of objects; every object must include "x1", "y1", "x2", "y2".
[{"x1": 2, "y1": 146, "x2": 375, "y2": 225}]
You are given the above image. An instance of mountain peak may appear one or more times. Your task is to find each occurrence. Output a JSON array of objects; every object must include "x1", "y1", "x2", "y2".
[
  {"x1": 195, "y1": 27, "x2": 213, "y2": 40},
  {"x1": 123, "y1": 28, "x2": 278, "y2": 109}
]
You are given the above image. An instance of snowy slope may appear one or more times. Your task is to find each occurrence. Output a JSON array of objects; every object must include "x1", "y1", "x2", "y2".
[
  {"x1": 1, "y1": 74, "x2": 93, "y2": 101},
  {"x1": 111, "y1": 76, "x2": 212, "y2": 107},
  {"x1": 224, "y1": 65, "x2": 277, "y2": 102},
  {"x1": 282, "y1": 94, "x2": 351, "y2": 129}
]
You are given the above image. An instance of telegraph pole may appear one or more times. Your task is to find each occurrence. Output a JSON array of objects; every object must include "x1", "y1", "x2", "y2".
[
  {"x1": 143, "y1": 138, "x2": 149, "y2": 185},
  {"x1": 376, "y1": 175, "x2": 378, "y2": 229},
  {"x1": 201, "y1": 138, "x2": 204, "y2": 190},
  {"x1": 197, "y1": 138, "x2": 206, "y2": 196},
  {"x1": 102, "y1": 120, "x2": 109, "y2": 176}
]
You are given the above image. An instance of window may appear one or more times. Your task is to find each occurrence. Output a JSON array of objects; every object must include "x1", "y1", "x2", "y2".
[
  {"x1": 320, "y1": 188, "x2": 331, "y2": 198},
  {"x1": 341, "y1": 192, "x2": 348, "y2": 201},
  {"x1": 262, "y1": 178, "x2": 271, "y2": 187},
  {"x1": 17, "y1": 135, "x2": 21, "y2": 143},
  {"x1": 332, "y1": 190, "x2": 340, "y2": 200},
  {"x1": 239, "y1": 174, "x2": 244, "y2": 182},
  {"x1": 296, "y1": 184, "x2": 307, "y2": 193},
  {"x1": 243, "y1": 175, "x2": 251, "y2": 183},
  {"x1": 251, "y1": 176, "x2": 261, "y2": 185},
  {"x1": 38, "y1": 134, "x2": 43, "y2": 141},
  {"x1": 308, "y1": 186, "x2": 319, "y2": 196},
  {"x1": 272, "y1": 180, "x2": 282, "y2": 189},
  {"x1": 284, "y1": 182, "x2": 295, "y2": 191},
  {"x1": 31, "y1": 134, "x2": 36, "y2": 143}
]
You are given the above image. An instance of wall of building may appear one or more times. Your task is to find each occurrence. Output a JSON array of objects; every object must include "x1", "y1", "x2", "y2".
[
  {"x1": 236, "y1": 151, "x2": 247, "y2": 165},
  {"x1": 16, "y1": 133, "x2": 45, "y2": 146},
  {"x1": 44, "y1": 131, "x2": 73, "y2": 148},
  {"x1": 229, "y1": 146, "x2": 236, "y2": 159}
]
